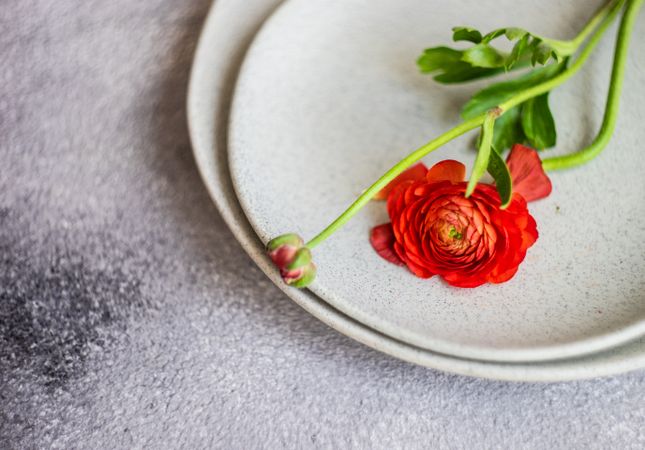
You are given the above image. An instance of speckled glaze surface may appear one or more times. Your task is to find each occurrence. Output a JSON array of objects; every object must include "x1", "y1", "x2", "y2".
[
  {"x1": 227, "y1": 0, "x2": 645, "y2": 362},
  {"x1": 188, "y1": 0, "x2": 645, "y2": 380}
]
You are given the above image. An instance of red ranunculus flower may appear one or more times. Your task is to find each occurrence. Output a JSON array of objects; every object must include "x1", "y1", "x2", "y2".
[{"x1": 370, "y1": 144, "x2": 550, "y2": 288}]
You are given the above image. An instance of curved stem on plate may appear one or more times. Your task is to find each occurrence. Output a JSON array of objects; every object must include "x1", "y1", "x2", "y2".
[
  {"x1": 542, "y1": 0, "x2": 643, "y2": 171},
  {"x1": 305, "y1": 116, "x2": 483, "y2": 249},
  {"x1": 305, "y1": 0, "x2": 629, "y2": 251}
]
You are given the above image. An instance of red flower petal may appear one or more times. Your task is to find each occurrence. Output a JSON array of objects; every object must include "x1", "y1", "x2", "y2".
[
  {"x1": 426, "y1": 159, "x2": 466, "y2": 184},
  {"x1": 369, "y1": 223, "x2": 404, "y2": 265},
  {"x1": 268, "y1": 246, "x2": 298, "y2": 269},
  {"x1": 506, "y1": 144, "x2": 552, "y2": 202},
  {"x1": 373, "y1": 163, "x2": 428, "y2": 200}
]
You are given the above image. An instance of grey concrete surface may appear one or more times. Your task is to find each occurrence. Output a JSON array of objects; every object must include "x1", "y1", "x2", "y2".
[{"x1": 1, "y1": 0, "x2": 644, "y2": 448}]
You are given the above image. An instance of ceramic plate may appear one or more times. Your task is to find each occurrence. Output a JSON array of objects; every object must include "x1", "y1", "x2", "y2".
[
  {"x1": 188, "y1": 0, "x2": 645, "y2": 379},
  {"x1": 228, "y1": 0, "x2": 645, "y2": 362}
]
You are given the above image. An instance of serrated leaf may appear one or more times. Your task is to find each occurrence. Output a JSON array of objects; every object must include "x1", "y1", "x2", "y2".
[
  {"x1": 462, "y1": 44, "x2": 506, "y2": 68},
  {"x1": 540, "y1": 37, "x2": 576, "y2": 58},
  {"x1": 417, "y1": 47, "x2": 462, "y2": 72},
  {"x1": 417, "y1": 47, "x2": 503, "y2": 83},
  {"x1": 531, "y1": 42, "x2": 552, "y2": 65},
  {"x1": 504, "y1": 27, "x2": 528, "y2": 40},
  {"x1": 487, "y1": 149, "x2": 513, "y2": 208},
  {"x1": 432, "y1": 66, "x2": 503, "y2": 83},
  {"x1": 433, "y1": 67, "x2": 503, "y2": 83},
  {"x1": 452, "y1": 26, "x2": 482, "y2": 43},
  {"x1": 506, "y1": 34, "x2": 530, "y2": 69},
  {"x1": 461, "y1": 63, "x2": 563, "y2": 119},
  {"x1": 521, "y1": 93, "x2": 557, "y2": 149},
  {"x1": 482, "y1": 28, "x2": 507, "y2": 43}
]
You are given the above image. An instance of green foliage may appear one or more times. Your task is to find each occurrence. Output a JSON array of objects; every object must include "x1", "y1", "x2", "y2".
[
  {"x1": 487, "y1": 149, "x2": 513, "y2": 208},
  {"x1": 458, "y1": 61, "x2": 564, "y2": 153},
  {"x1": 418, "y1": 25, "x2": 574, "y2": 84},
  {"x1": 521, "y1": 94, "x2": 557, "y2": 149},
  {"x1": 417, "y1": 47, "x2": 502, "y2": 83},
  {"x1": 452, "y1": 27, "x2": 482, "y2": 43},
  {"x1": 492, "y1": 106, "x2": 525, "y2": 153},
  {"x1": 462, "y1": 62, "x2": 563, "y2": 119},
  {"x1": 417, "y1": 24, "x2": 575, "y2": 202}
]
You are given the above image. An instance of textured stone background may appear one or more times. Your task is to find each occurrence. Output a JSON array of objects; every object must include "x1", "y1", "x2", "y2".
[{"x1": 1, "y1": 0, "x2": 645, "y2": 448}]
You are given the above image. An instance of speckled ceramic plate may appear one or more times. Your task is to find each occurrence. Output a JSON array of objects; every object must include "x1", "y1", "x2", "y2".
[
  {"x1": 188, "y1": 0, "x2": 645, "y2": 379},
  {"x1": 227, "y1": 0, "x2": 645, "y2": 362}
]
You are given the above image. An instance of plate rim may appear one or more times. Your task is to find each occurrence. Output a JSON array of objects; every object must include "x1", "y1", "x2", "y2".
[{"x1": 187, "y1": 0, "x2": 645, "y2": 381}]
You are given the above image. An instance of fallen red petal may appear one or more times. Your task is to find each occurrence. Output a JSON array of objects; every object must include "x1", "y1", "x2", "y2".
[
  {"x1": 369, "y1": 223, "x2": 405, "y2": 265},
  {"x1": 506, "y1": 144, "x2": 552, "y2": 202}
]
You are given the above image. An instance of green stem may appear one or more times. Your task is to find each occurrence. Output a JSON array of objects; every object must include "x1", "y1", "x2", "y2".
[
  {"x1": 565, "y1": 0, "x2": 623, "y2": 51},
  {"x1": 499, "y1": 0, "x2": 626, "y2": 112},
  {"x1": 465, "y1": 110, "x2": 496, "y2": 197},
  {"x1": 542, "y1": 0, "x2": 643, "y2": 170},
  {"x1": 305, "y1": 0, "x2": 628, "y2": 250}
]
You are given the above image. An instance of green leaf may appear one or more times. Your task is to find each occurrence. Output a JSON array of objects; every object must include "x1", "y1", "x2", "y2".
[
  {"x1": 462, "y1": 44, "x2": 506, "y2": 68},
  {"x1": 482, "y1": 28, "x2": 507, "y2": 43},
  {"x1": 487, "y1": 149, "x2": 513, "y2": 208},
  {"x1": 540, "y1": 37, "x2": 576, "y2": 58},
  {"x1": 506, "y1": 33, "x2": 530, "y2": 69},
  {"x1": 521, "y1": 93, "x2": 557, "y2": 149},
  {"x1": 532, "y1": 43, "x2": 552, "y2": 65},
  {"x1": 417, "y1": 47, "x2": 503, "y2": 83},
  {"x1": 417, "y1": 47, "x2": 462, "y2": 72},
  {"x1": 473, "y1": 27, "x2": 564, "y2": 68},
  {"x1": 504, "y1": 27, "x2": 528, "y2": 40},
  {"x1": 433, "y1": 66, "x2": 503, "y2": 83},
  {"x1": 452, "y1": 27, "x2": 482, "y2": 43},
  {"x1": 551, "y1": 51, "x2": 565, "y2": 63},
  {"x1": 418, "y1": 27, "x2": 567, "y2": 86},
  {"x1": 461, "y1": 63, "x2": 563, "y2": 119},
  {"x1": 492, "y1": 105, "x2": 526, "y2": 152}
]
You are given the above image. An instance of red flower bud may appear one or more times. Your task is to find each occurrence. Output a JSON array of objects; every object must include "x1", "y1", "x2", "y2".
[
  {"x1": 267, "y1": 234, "x2": 303, "y2": 267},
  {"x1": 266, "y1": 234, "x2": 316, "y2": 288}
]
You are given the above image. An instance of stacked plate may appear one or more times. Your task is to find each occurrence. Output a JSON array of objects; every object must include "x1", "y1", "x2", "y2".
[{"x1": 188, "y1": 0, "x2": 645, "y2": 381}]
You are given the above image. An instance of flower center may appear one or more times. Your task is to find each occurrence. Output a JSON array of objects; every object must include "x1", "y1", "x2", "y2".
[
  {"x1": 432, "y1": 220, "x2": 468, "y2": 252},
  {"x1": 448, "y1": 227, "x2": 463, "y2": 240}
]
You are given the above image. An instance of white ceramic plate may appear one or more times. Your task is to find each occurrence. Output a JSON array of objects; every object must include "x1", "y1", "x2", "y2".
[
  {"x1": 228, "y1": 0, "x2": 645, "y2": 362},
  {"x1": 187, "y1": 0, "x2": 645, "y2": 380}
]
